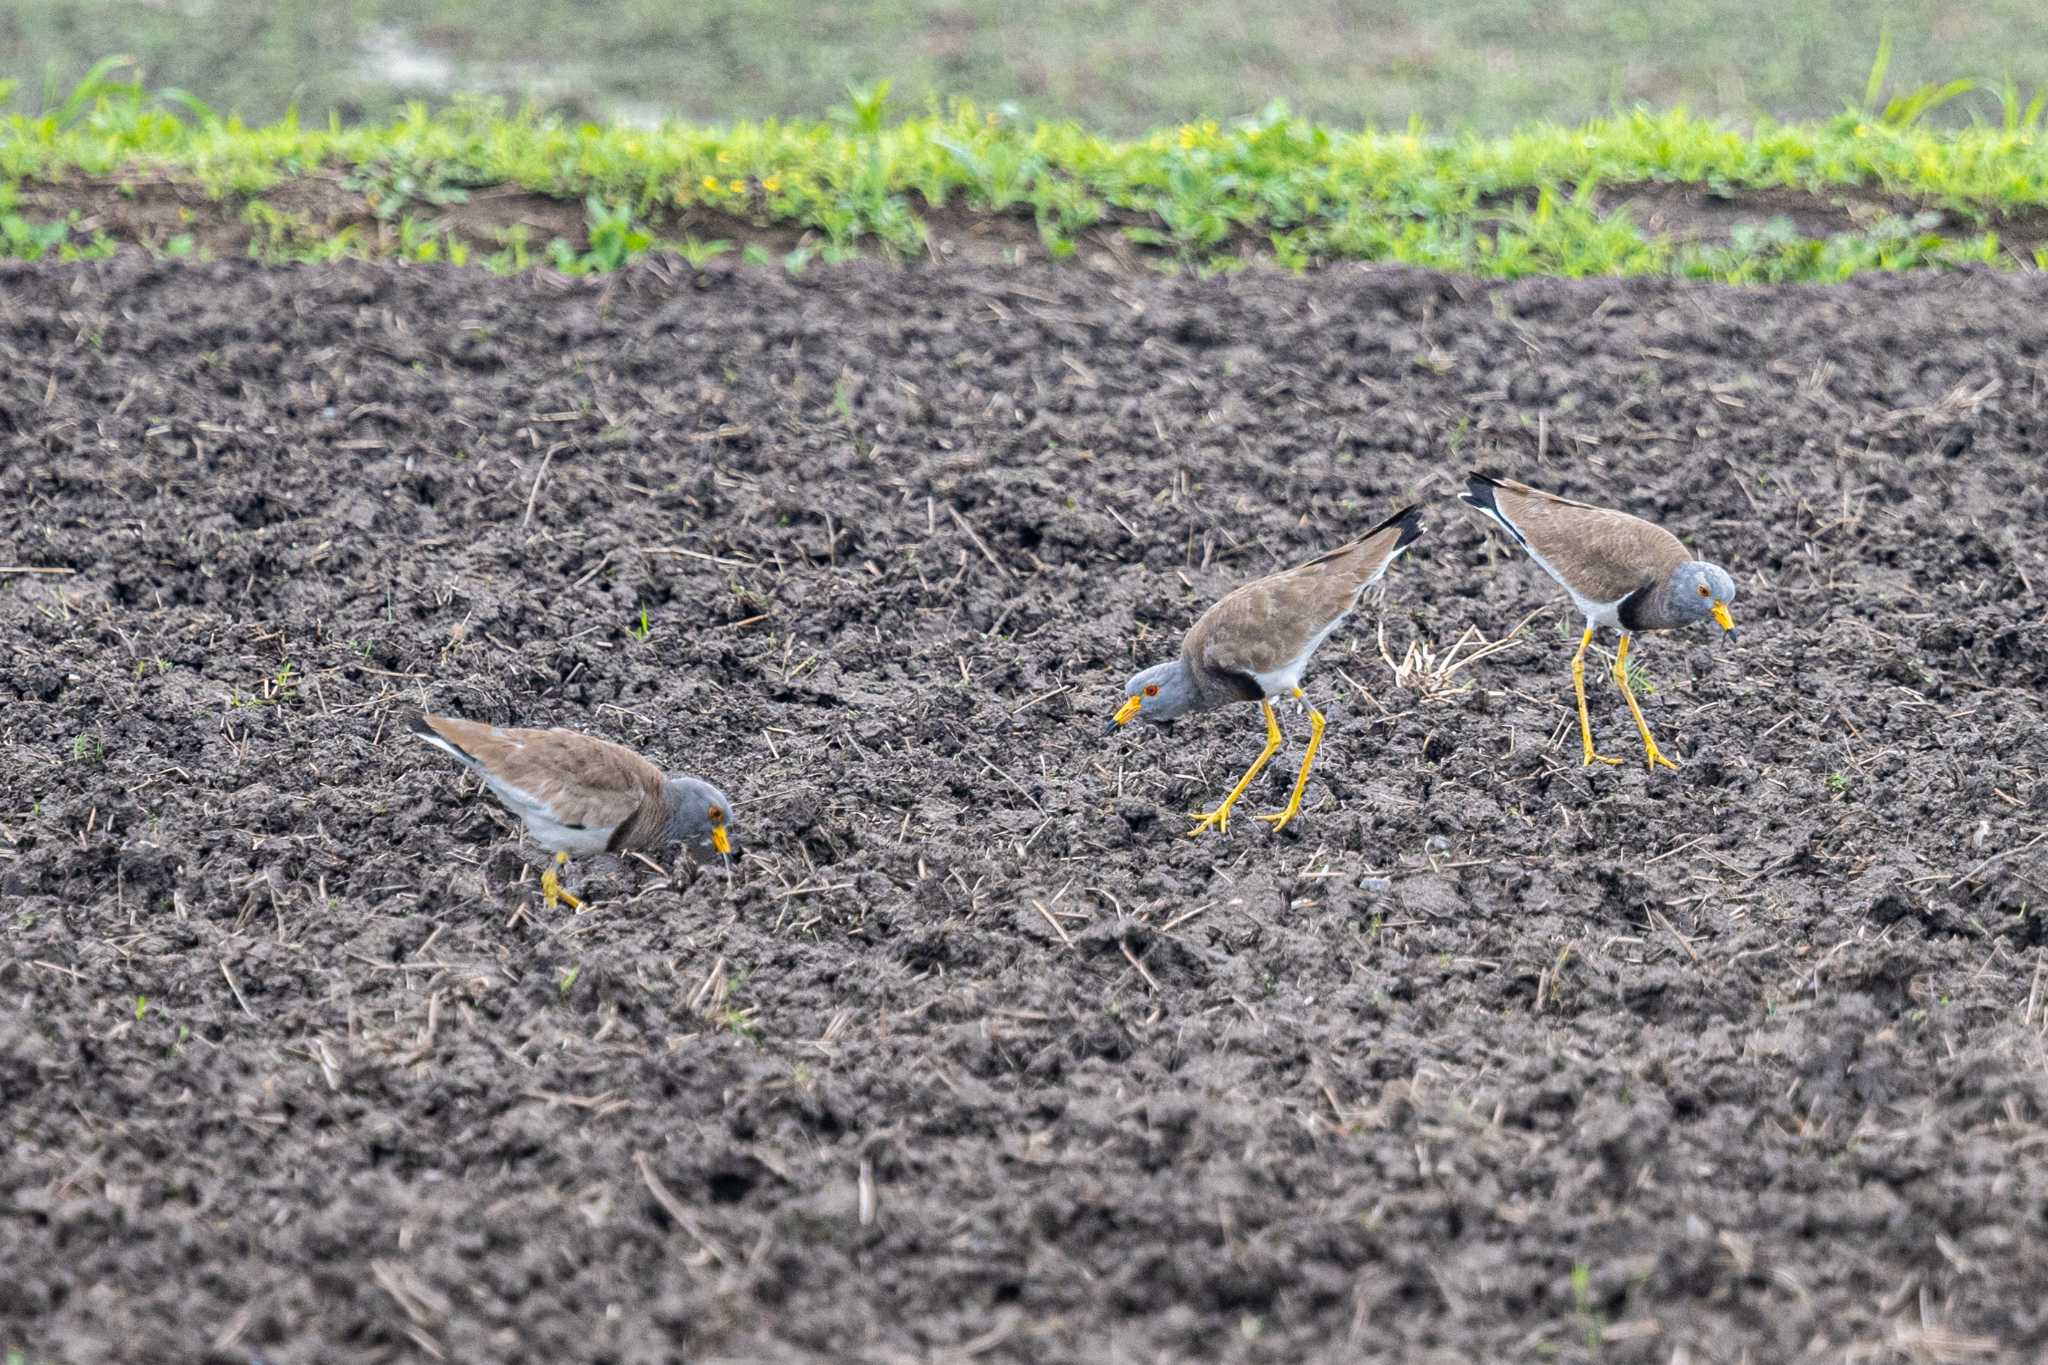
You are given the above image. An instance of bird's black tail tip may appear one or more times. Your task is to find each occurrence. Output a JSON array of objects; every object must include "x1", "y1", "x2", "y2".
[
  {"x1": 1372, "y1": 502, "x2": 1425, "y2": 553},
  {"x1": 406, "y1": 713, "x2": 436, "y2": 739},
  {"x1": 1458, "y1": 469, "x2": 1506, "y2": 514}
]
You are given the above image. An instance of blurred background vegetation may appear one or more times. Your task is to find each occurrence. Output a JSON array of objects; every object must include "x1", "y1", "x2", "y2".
[{"x1": 3, "y1": 0, "x2": 2045, "y2": 132}]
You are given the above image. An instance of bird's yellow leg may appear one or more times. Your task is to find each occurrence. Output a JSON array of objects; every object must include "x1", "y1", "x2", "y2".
[
  {"x1": 1188, "y1": 699, "x2": 1284, "y2": 836},
  {"x1": 1574, "y1": 626, "x2": 1623, "y2": 767},
  {"x1": 1258, "y1": 688, "x2": 1326, "y2": 832},
  {"x1": 1614, "y1": 635, "x2": 1679, "y2": 772},
  {"x1": 540, "y1": 851, "x2": 585, "y2": 911}
]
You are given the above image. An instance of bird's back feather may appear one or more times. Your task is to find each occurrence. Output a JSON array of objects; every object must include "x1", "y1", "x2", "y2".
[
  {"x1": 410, "y1": 714, "x2": 664, "y2": 844},
  {"x1": 1462, "y1": 471, "x2": 1686, "y2": 610},
  {"x1": 1185, "y1": 504, "x2": 1422, "y2": 694}
]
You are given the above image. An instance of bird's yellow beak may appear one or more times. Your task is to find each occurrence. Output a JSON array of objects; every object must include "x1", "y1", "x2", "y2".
[
  {"x1": 712, "y1": 823, "x2": 731, "y2": 855},
  {"x1": 1111, "y1": 694, "x2": 1143, "y2": 728},
  {"x1": 1711, "y1": 601, "x2": 1737, "y2": 634}
]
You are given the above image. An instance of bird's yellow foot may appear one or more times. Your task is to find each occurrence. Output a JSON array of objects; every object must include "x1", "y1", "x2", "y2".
[
  {"x1": 1640, "y1": 743, "x2": 1680, "y2": 773},
  {"x1": 541, "y1": 855, "x2": 584, "y2": 911},
  {"x1": 1583, "y1": 748, "x2": 1624, "y2": 767},
  {"x1": 1187, "y1": 804, "x2": 1238, "y2": 836},
  {"x1": 1255, "y1": 801, "x2": 1304, "y2": 832}
]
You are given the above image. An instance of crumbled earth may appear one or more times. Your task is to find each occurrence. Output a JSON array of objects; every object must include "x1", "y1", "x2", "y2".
[{"x1": 2, "y1": 254, "x2": 2045, "y2": 1364}]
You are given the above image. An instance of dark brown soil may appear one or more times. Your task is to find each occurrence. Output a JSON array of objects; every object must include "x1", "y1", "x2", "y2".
[{"x1": 3, "y1": 254, "x2": 2047, "y2": 1364}]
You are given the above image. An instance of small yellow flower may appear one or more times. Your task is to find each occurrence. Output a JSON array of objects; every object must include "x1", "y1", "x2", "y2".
[
  {"x1": 716, "y1": 149, "x2": 735, "y2": 164},
  {"x1": 1854, "y1": 123, "x2": 1870, "y2": 138},
  {"x1": 1178, "y1": 127, "x2": 1197, "y2": 150},
  {"x1": 762, "y1": 176, "x2": 782, "y2": 193},
  {"x1": 701, "y1": 175, "x2": 721, "y2": 193},
  {"x1": 728, "y1": 178, "x2": 746, "y2": 194}
]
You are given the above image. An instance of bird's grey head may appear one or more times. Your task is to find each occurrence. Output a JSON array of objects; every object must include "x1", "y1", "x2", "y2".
[
  {"x1": 1671, "y1": 560, "x2": 1740, "y2": 637},
  {"x1": 663, "y1": 775, "x2": 734, "y2": 856},
  {"x1": 1106, "y1": 659, "x2": 1200, "y2": 733}
]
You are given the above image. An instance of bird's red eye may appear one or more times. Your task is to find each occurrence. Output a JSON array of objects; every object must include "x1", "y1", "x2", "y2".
[
  {"x1": 1698, "y1": 584, "x2": 1711, "y2": 596},
  {"x1": 1144, "y1": 684, "x2": 1160, "y2": 697},
  {"x1": 707, "y1": 806, "x2": 724, "y2": 822}
]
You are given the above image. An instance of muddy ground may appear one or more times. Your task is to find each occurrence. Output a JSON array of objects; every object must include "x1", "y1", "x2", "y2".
[{"x1": 2, "y1": 254, "x2": 2046, "y2": 1364}]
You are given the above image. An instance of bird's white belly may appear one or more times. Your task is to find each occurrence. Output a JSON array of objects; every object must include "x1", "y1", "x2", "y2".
[
  {"x1": 486, "y1": 777, "x2": 614, "y2": 854},
  {"x1": 525, "y1": 815, "x2": 614, "y2": 856},
  {"x1": 1520, "y1": 541, "x2": 1623, "y2": 629},
  {"x1": 1252, "y1": 611, "x2": 1349, "y2": 697}
]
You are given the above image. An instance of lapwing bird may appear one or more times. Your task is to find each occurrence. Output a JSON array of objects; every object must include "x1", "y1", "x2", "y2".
[
  {"x1": 1107, "y1": 504, "x2": 1423, "y2": 835},
  {"x1": 410, "y1": 714, "x2": 733, "y2": 909},
  {"x1": 1459, "y1": 471, "x2": 1738, "y2": 771}
]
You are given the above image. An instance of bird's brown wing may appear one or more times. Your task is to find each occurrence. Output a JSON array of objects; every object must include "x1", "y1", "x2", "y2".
[
  {"x1": 418, "y1": 715, "x2": 661, "y2": 832},
  {"x1": 1487, "y1": 478, "x2": 1688, "y2": 606},
  {"x1": 1188, "y1": 506, "x2": 1420, "y2": 683}
]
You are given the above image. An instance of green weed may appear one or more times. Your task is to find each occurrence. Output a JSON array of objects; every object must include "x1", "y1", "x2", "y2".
[
  {"x1": 1621, "y1": 656, "x2": 1656, "y2": 697},
  {"x1": 547, "y1": 196, "x2": 652, "y2": 273},
  {"x1": 674, "y1": 235, "x2": 732, "y2": 266},
  {"x1": 228, "y1": 661, "x2": 301, "y2": 707},
  {"x1": 833, "y1": 80, "x2": 894, "y2": 137},
  {"x1": 1571, "y1": 1262, "x2": 1606, "y2": 1352},
  {"x1": 1853, "y1": 28, "x2": 1977, "y2": 132},
  {"x1": 244, "y1": 201, "x2": 360, "y2": 263},
  {"x1": 395, "y1": 214, "x2": 469, "y2": 265},
  {"x1": 1992, "y1": 76, "x2": 2048, "y2": 135},
  {"x1": 484, "y1": 222, "x2": 531, "y2": 274},
  {"x1": 0, "y1": 209, "x2": 69, "y2": 259},
  {"x1": 340, "y1": 151, "x2": 477, "y2": 222},
  {"x1": 717, "y1": 1003, "x2": 760, "y2": 1038}
]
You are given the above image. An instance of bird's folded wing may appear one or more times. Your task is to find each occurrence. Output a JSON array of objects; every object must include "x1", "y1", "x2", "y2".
[
  {"x1": 1492, "y1": 481, "x2": 1686, "y2": 606},
  {"x1": 509, "y1": 730, "x2": 665, "y2": 830},
  {"x1": 1189, "y1": 571, "x2": 1348, "y2": 681},
  {"x1": 423, "y1": 715, "x2": 658, "y2": 830}
]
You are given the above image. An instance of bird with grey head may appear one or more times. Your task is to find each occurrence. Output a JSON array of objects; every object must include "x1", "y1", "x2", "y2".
[
  {"x1": 664, "y1": 774, "x2": 738, "y2": 860},
  {"x1": 1104, "y1": 660, "x2": 1208, "y2": 733},
  {"x1": 1654, "y1": 561, "x2": 1740, "y2": 638},
  {"x1": 1102, "y1": 504, "x2": 1423, "y2": 835}
]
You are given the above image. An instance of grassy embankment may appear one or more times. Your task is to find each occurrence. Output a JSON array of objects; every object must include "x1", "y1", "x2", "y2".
[{"x1": 1, "y1": 56, "x2": 2045, "y2": 281}]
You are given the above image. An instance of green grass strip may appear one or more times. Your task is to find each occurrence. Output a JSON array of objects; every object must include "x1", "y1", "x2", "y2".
[{"x1": 2, "y1": 65, "x2": 2045, "y2": 281}]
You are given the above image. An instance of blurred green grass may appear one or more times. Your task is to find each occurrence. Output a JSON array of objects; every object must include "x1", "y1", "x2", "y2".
[{"x1": 5, "y1": 0, "x2": 2047, "y2": 132}]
